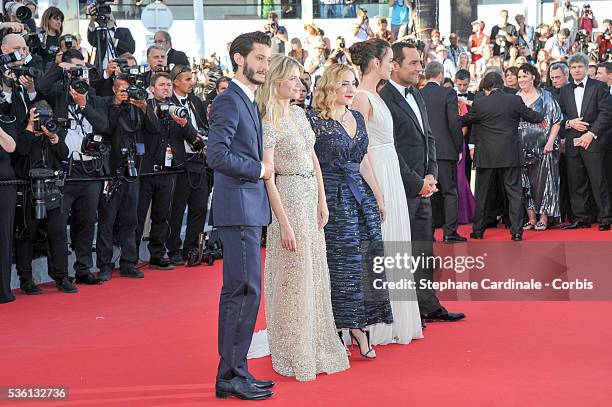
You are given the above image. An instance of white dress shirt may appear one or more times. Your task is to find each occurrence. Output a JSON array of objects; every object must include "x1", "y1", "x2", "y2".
[
  {"x1": 573, "y1": 76, "x2": 587, "y2": 117},
  {"x1": 389, "y1": 79, "x2": 424, "y2": 132},
  {"x1": 66, "y1": 105, "x2": 95, "y2": 161}
]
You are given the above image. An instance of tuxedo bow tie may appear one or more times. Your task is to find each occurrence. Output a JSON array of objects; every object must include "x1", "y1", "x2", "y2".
[
  {"x1": 180, "y1": 98, "x2": 188, "y2": 105},
  {"x1": 404, "y1": 87, "x2": 415, "y2": 97},
  {"x1": 573, "y1": 82, "x2": 584, "y2": 89},
  {"x1": 458, "y1": 93, "x2": 468, "y2": 98}
]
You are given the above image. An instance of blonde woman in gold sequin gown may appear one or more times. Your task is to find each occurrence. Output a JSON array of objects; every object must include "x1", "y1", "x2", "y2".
[{"x1": 255, "y1": 55, "x2": 350, "y2": 381}]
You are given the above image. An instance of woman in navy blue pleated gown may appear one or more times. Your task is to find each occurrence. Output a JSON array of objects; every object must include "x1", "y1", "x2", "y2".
[{"x1": 306, "y1": 64, "x2": 393, "y2": 359}]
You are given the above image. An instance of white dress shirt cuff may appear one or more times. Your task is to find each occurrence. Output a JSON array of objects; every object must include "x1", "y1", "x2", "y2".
[
  {"x1": 468, "y1": 144, "x2": 475, "y2": 149},
  {"x1": 259, "y1": 163, "x2": 265, "y2": 179}
]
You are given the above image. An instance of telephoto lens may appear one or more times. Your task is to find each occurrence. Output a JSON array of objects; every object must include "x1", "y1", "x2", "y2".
[
  {"x1": 5, "y1": 1, "x2": 32, "y2": 22},
  {"x1": 168, "y1": 105, "x2": 189, "y2": 119},
  {"x1": 31, "y1": 179, "x2": 47, "y2": 220}
]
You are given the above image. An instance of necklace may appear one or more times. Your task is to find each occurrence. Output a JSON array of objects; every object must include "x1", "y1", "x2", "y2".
[{"x1": 338, "y1": 108, "x2": 350, "y2": 124}]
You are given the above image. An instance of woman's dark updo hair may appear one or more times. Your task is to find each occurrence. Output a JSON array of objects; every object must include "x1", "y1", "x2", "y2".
[
  {"x1": 349, "y1": 39, "x2": 390, "y2": 75},
  {"x1": 518, "y1": 63, "x2": 541, "y2": 88}
]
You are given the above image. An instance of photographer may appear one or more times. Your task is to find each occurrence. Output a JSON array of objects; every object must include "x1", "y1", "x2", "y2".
[
  {"x1": 135, "y1": 71, "x2": 199, "y2": 270},
  {"x1": 153, "y1": 30, "x2": 190, "y2": 68},
  {"x1": 96, "y1": 74, "x2": 146, "y2": 281},
  {"x1": 0, "y1": 33, "x2": 38, "y2": 126},
  {"x1": 39, "y1": 6, "x2": 64, "y2": 65},
  {"x1": 0, "y1": 2, "x2": 28, "y2": 43},
  {"x1": 579, "y1": 4, "x2": 598, "y2": 39},
  {"x1": 490, "y1": 10, "x2": 517, "y2": 57},
  {"x1": 166, "y1": 65, "x2": 209, "y2": 267},
  {"x1": 142, "y1": 44, "x2": 167, "y2": 88},
  {"x1": 545, "y1": 28, "x2": 571, "y2": 61},
  {"x1": 597, "y1": 19, "x2": 611, "y2": 62},
  {"x1": 13, "y1": 102, "x2": 75, "y2": 294},
  {"x1": 351, "y1": 8, "x2": 374, "y2": 43},
  {"x1": 327, "y1": 36, "x2": 349, "y2": 65},
  {"x1": 0, "y1": 117, "x2": 17, "y2": 303},
  {"x1": 86, "y1": 2, "x2": 135, "y2": 71},
  {"x1": 37, "y1": 48, "x2": 108, "y2": 285},
  {"x1": 95, "y1": 52, "x2": 138, "y2": 97},
  {"x1": 263, "y1": 12, "x2": 288, "y2": 55}
]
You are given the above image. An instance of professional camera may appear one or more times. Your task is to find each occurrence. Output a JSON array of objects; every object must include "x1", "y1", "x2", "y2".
[
  {"x1": 4, "y1": 1, "x2": 32, "y2": 22},
  {"x1": 29, "y1": 168, "x2": 63, "y2": 220},
  {"x1": 63, "y1": 34, "x2": 75, "y2": 49},
  {"x1": 119, "y1": 64, "x2": 147, "y2": 87},
  {"x1": 22, "y1": 29, "x2": 46, "y2": 52},
  {"x1": 63, "y1": 66, "x2": 99, "y2": 94},
  {"x1": 34, "y1": 109, "x2": 70, "y2": 133},
  {"x1": 8, "y1": 65, "x2": 38, "y2": 79},
  {"x1": 496, "y1": 35, "x2": 508, "y2": 54},
  {"x1": 81, "y1": 134, "x2": 108, "y2": 157},
  {"x1": 270, "y1": 22, "x2": 278, "y2": 31},
  {"x1": 88, "y1": 0, "x2": 113, "y2": 27},
  {"x1": 0, "y1": 51, "x2": 21, "y2": 65},
  {"x1": 125, "y1": 85, "x2": 148, "y2": 101},
  {"x1": 190, "y1": 128, "x2": 208, "y2": 152},
  {"x1": 157, "y1": 100, "x2": 188, "y2": 121},
  {"x1": 120, "y1": 147, "x2": 138, "y2": 177}
]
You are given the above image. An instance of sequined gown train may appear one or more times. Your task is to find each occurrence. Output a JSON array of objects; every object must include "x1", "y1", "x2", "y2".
[{"x1": 263, "y1": 105, "x2": 349, "y2": 382}]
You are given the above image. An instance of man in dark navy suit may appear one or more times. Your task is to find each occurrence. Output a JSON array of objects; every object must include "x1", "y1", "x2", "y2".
[{"x1": 207, "y1": 31, "x2": 274, "y2": 401}]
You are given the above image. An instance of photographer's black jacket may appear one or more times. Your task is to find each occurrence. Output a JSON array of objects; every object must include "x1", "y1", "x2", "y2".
[
  {"x1": 87, "y1": 27, "x2": 136, "y2": 69},
  {"x1": 170, "y1": 92, "x2": 208, "y2": 173},
  {"x1": 0, "y1": 83, "x2": 38, "y2": 129},
  {"x1": 102, "y1": 98, "x2": 144, "y2": 175},
  {"x1": 140, "y1": 98, "x2": 199, "y2": 174},
  {"x1": 36, "y1": 63, "x2": 109, "y2": 134},
  {"x1": 13, "y1": 130, "x2": 69, "y2": 179}
]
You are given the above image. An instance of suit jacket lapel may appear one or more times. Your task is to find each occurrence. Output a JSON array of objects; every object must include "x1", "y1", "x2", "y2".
[
  {"x1": 384, "y1": 83, "x2": 425, "y2": 137},
  {"x1": 580, "y1": 79, "x2": 596, "y2": 116},
  {"x1": 563, "y1": 85, "x2": 579, "y2": 119}
]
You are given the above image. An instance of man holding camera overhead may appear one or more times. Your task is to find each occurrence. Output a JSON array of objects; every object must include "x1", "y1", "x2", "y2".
[
  {"x1": 37, "y1": 48, "x2": 109, "y2": 286},
  {"x1": 263, "y1": 13, "x2": 288, "y2": 55},
  {"x1": 134, "y1": 71, "x2": 200, "y2": 270},
  {"x1": 166, "y1": 64, "x2": 209, "y2": 267},
  {"x1": 96, "y1": 73, "x2": 147, "y2": 281},
  {"x1": 13, "y1": 101, "x2": 74, "y2": 294},
  {"x1": 86, "y1": 2, "x2": 135, "y2": 71}
]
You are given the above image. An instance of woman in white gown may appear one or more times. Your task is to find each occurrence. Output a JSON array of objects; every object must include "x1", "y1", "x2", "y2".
[{"x1": 349, "y1": 38, "x2": 423, "y2": 345}]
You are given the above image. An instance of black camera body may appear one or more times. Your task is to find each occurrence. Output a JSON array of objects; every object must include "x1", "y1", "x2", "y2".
[
  {"x1": 63, "y1": 34, "x2": 74, "y2": 49},
  {"x1": 89, "y1": 0, "x2": 113, "y2": 27},
  {"x1": 81, "y1": 134, "x2": 108, "y2": 157},
  {"x1": 126, "y1": 85, "x2": 148, "y2": 101},
  {"x1": 34, "y1": 109, "x2": 69, "y2": 133},
  {"x1": 22, "y1": 29, "x2": 45, "y2": 52},
  {"x1": 5, "y1": 1, "x2": 32, "y2": 22},
  {"x1": 29, "y1": 168, "x2": 64, "y2": 220},
  {"x1": 10, "y1": 65, "x2": 38, "y2": 79},
  {"x1": 64, "y1": 66, "x2": 99, "y2": 95}
]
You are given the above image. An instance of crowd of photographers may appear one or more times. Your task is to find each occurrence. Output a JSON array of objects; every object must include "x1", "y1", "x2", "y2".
[{"x1": 0, "y1": 2, "x2": 213, "y2": 304}]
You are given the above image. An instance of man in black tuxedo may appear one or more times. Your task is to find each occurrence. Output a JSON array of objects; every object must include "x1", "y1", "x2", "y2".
[
  {"x1": 86, "y1": 7, "x2": 135, "y2": 71},
  {"x1": 420, "y1": 61, "x2": 465, "y2": 243},
  {"x1": 154, "y1": 31, "x2": 191, "y2": 68},
  {"x1": 142, "y1": 45, "x2": 169, "y2": 88},
  {"x1": 558, "y1": 53, "x2": 612, "y2": 231},
  {"x1": 380, "y1": 41, "x2": 465, "y2": 323},
  {"x1": 166, "y1": 65, "x2": 210, "y2": 267},
  {"x1": 461, "y1": 72, "x2": 544, "y2": 241}
]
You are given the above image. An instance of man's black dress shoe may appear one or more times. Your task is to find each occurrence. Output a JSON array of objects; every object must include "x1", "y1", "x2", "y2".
[
  {"x1": 98, "y1": 270, "x2": 112, "y2": 281},
  {"x1": 443, "y1": 234, "x2": 468, "y2": 243},
  {"x1": 169, "y1": 252, "x2": 184, "y2": 266},
  {"x1": 120, "y1": 267, "x2": 144, "y2": 278},
  {"x1": 55, "y1": 277, "x2": 78, "y2": 293},
  {"x1": 511, "y1": 233, "x2": 522, "y2": 242},
  {"x1": 422, "y1": 309, "x2": 466, "y2": 322},
  {"x1": 421, "y1": 319, "x2": 427, "y2": 329},
  {"x1": 20, "y1": 279, "x2": 42, "y2": 295},
  {"x1": 469, "y1": 232, "x2": 484, "y2": 239},
  {"x1": 215, "y1": 378, "x2": 273, "y2": 400},
  {"x1": 599, "y1": 223, "x2": 610, "y2": 231},
  {"x1": 563, "y1": 221, "x2": 591, "y2": 229},
  {"x1": 149, "y1": 257, "x2": 175, "y2": 270},
  {"x1": 75, "y1": 273, "x2": 103, "y2": 285},
  {"x1": 249, "y1": 379, "x2": 275, "y2": 389}
]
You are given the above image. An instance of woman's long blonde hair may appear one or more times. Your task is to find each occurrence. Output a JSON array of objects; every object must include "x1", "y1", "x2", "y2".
[
  {"x1": 256, "y1": 54, "x2": 303, "y2": 129},
  {"x1": 313, "y1": 64, "x2": 355, "y2": 120}
]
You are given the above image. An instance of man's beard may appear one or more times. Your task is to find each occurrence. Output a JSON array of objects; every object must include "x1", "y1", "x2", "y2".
[{"x1": 244, "y1": 61, "x2": 265, "y2": 85}]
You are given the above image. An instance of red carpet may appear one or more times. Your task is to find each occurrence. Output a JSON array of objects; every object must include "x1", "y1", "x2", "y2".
[{"x1": 1, "y1": 224, "x2": 611, "y2": 406}]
